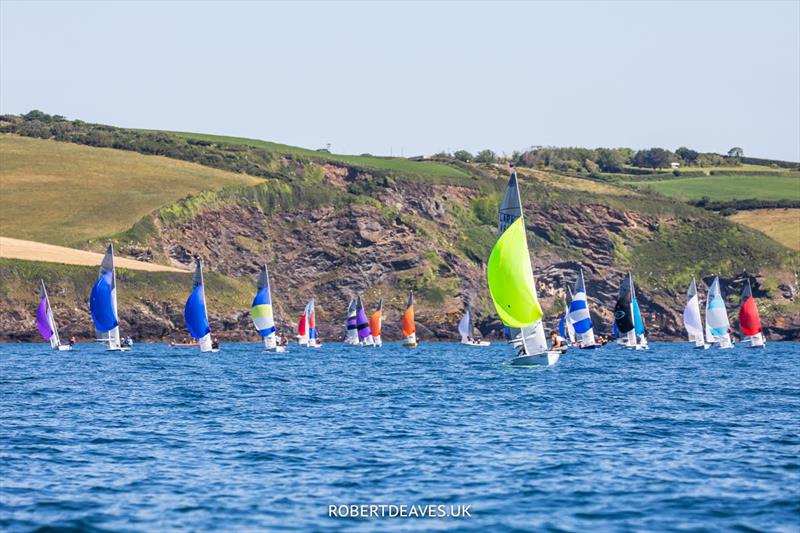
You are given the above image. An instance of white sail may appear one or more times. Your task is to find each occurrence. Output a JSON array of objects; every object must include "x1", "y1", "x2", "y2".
[
  {"x1": 458, "y1": 309, "x2": 471, "y2": 341},
  {"x1": 705, "y1": 277, "x2": 731, "y2": 346},
  {"x1": 683, "y1": 278, "x2": 706, "y2": 346}
]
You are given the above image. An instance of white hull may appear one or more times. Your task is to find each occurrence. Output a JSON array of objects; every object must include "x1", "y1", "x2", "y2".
[
  {"x1": 107, "y1": 346, "x2": 130, "y2": 352},
  {"x1": 510, "y1": 351, "x2": 561, "y2": 366},
  {"x1": 461, "y1": 340, "x2": 491, "y2": 347},
  {"x1": 56, "y1": 344, "x2": 73, "y2": 351},
  {"x1": 266, "y1": 345, "x2": 287, "y2": 353}
]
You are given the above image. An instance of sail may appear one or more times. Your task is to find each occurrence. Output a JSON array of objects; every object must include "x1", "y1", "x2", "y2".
[
  {"x1": 402, "y1": 291, "x2": 416, "y2": 344},
  {"x1": 705, "y1": 277, "x2": 731, "y2": 340},
  {"x1": 458, "y1": 309, "x2": 471, "y2": 341},
  {"x1": 568, "y1": 270, "x2": 595, "y2": 345},
  {"x1": 297, "y1": 311, "x2": 308, "y2": 343},
  {"x1": 487, "y1": 217, "x2": 543, "y2": 328},
  {"x1": 184, "y1": 258, "x2": 212, "y2": 350},
  {"x1": 558, "y1": 301, "x2": 575, "y2": 344},
  {"x1": 90, "y1": 244, "x2": 120, "y2": 347},
  {"x1": 36, "y1": 285, "x2": 54, "y2": 344},
  {"x1": 345, "y1": 299, "x2": 358, "y2": 343},
  {"x1": 683, "y1": 278, "x2": 705, "y2": 342},
  {"x1": 251, "y1": 265, "x2": 276, "y2": 348},
  {"x1": 305, "y1": 299, "x2": 318, "y2": 346},
  {"x1": 739, "y1": 278, "x2": 762, "y2": 337},
  {"x1": 632, "y1": 297, "x2": 646, "y2": 336},
  {"x1": 614, "y1": 273, "x2": 635, "y2": 335},
  {"x1": 369, "y1": 299, "x2": 383, "y2": 343},
  {"x1": 355, "y1": 296, "x2": 371, "y2": 340}
]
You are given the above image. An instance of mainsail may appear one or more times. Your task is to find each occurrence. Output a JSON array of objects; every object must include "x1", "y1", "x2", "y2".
[
  {"x1": 355, "y1": 296, "x2": 372, "y2": 345},
  {"x1": 487, "y1": 171, "x2": 546, "y2": 356},
  {"x1": 89, "y1": 243, "x2": 121, "y2": 349},
  {"x1": 344, "y1": 299, "x2": 358, "y2": 344},
  {"x1": 705, "y1": 277, "x2": 731, "y2": 345},
  {"x1": 458, "y1": 307, "x2": 471, "y2": 342},
  {"x1": 402, "y1": 291, "x2": 417, "y2": 346},
  {"x1": 739, "y1": 278, "x2": 763, "y2": 344},
  {"x1": 558, "y1": 299, "x2": 576, "y2": 344},
  {"x1": 251, "y1": 265, "x2": 277, "y2": 350},
  {"x1": 568, "y1": 269, "x2": 595, "y2": 347},
  {"x1": 37, "y1": 280, "x2": 60, "y2": 349},
  {"x1": 184, "y1": 257, "x2": 213, "y2": 352},
  {"x1": 369, "y1": 299, "x2": 383, "y2": 346},
  {"x1": 683, "y1": 278, "x2": 705, "y2": 345}
]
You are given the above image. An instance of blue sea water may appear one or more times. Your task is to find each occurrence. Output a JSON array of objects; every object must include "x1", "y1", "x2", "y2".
[{"x1": 1, "y1": 341, "x2": 798, "y2": 532}]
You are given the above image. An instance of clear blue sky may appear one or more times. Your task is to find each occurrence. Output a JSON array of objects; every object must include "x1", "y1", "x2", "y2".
[{"x1": 2, "y1": 1, "x2": 798, "y2": 160}]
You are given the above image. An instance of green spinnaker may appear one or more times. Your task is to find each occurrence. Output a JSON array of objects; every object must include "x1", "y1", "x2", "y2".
[{"x1": 487, "y1": 217, "x2": 543, "y2": 328}]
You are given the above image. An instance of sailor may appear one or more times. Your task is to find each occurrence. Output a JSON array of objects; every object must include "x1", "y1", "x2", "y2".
[{"x1": 550, "y1": 330, "x2": 565, "y2": 351}]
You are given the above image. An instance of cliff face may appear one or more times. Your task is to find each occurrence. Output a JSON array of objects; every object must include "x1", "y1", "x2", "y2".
[{"x1": 1, "y1": 128, "x2": 797, "y2": 343}]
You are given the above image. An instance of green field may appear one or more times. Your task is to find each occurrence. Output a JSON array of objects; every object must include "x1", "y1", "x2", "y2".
[
  {"x1": 729, "y1": 209, "x2": 800, "y2": 251},
  {"x1": 630, "y1": 175, "x2": 800, "y2": 201},
  {"x1": 0, "y1": 135, "x2": 260, "y2": 246},
  {"x1": 162, "y1": 131, "x2": 470, "y2": 179}
]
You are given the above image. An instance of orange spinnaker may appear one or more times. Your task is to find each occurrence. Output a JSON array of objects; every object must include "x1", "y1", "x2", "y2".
[
  {"x1": 369, "y1": 310, "x2": 382, "y2": 337},
  {"x1": 402, "y1": 306, "x2": 415, "y2": 337}
]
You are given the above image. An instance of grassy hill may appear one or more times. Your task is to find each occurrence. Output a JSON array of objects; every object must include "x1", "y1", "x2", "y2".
[
  {"x1": 1, "y1": 113, "x2": 798, "y2": 342},
  {"x1": 729, "y1": 209, "x2": 800, "y2": 251},
  {"x1": 629, "y1": 174, "x2": 800, "y2": 202},
  {"x1": 161, "y1": 131, "x2": 470, "y2": 179},
  {"x1": 0, "y1": 135, "x2": 259, "y2": 246}
]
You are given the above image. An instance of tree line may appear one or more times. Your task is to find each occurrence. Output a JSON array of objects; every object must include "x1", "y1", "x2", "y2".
[{"x1": 434, "y1": 145, "x2": 750, "y2": 174}]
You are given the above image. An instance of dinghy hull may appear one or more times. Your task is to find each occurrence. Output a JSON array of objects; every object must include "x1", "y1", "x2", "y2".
[{"x1": 510, "y1": 351, "x2": 561, "y2": 366}]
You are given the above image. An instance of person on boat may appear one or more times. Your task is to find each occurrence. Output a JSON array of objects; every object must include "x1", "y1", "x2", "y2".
[
  {"x1": 69, "y1": 336, "x2": 76, "y2": 346},
  {"x1": 550, "y1": 330, "x2": 565, "y2": 351},
  {"x1": 211, "y1": 337, "x2": 220, "y2": 350},
  {"x1": 278, "y1": 333, "x2": 288, "y2": 347}
]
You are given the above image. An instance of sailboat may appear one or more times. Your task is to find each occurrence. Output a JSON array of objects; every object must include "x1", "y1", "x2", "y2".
[
  {"x1": 614, "y1": 273, "x2": 648, "y2": 350},
  {"x1": 487, "y1": 170, "x2": 559, "y2": 366},
  {"x1": 568, "y1": 269, "x2": 596, "y2": 349},
  {"x1": 37, "y1": 280, "x2": 71, "y2": 351},
  {"x1": 90, "y1": 243, "x2": 130, "y2": 351},
  {"x1": 683, "y1": 278, "x2": 710, "y2": 349},
  {"x1": 298, "y1": 299, "x2": 321, "y2": 348},
  {"x1": 558, "y1": 298, "x2": 576, "y2": 345},
  {"x1": 184, "y1": 257, "x2": 217, "y2": 353},
  {"x1": 355, "y1": 296, "x2": 373, "y2": 346},
  {"x1": 705, "y1": 277, "x2": 733, "y2": 349},
  {"x1": 739, "y1": 278, "x2": 765, "y2": 348},
  {"x1": 369, "y1": 299, "x2": 383, "y2": 347},
  {"x1": 458, "y1": 304, "x2": 490, "y2": 346},
  {"x1": 344, "y1": 299, "x2": 359, "y2": 345},
  {"x1": 402, "y1": 291, "x2": 418, "y2": 348},
  {"x1": 251, "y1": 265, "x2": 285, "y2": 353}
]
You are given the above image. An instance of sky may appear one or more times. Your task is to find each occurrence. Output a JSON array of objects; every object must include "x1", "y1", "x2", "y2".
[{"x1": 1, "y1": 1, "x2": 799, "y2": 160}]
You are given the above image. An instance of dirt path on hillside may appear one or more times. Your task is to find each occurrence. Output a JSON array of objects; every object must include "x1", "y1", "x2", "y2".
[{"x1": 0, "y1": 237, "x2": 187, "y2": 272}]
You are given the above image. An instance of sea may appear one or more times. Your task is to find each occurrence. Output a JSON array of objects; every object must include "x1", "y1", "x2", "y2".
[{"x1": 1, "y1": 341, "x2": 798, "y2": 532}]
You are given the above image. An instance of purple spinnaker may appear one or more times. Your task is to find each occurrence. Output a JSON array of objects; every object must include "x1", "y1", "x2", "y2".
[
  {"x1": 356, "y1": 298, "x2": 372, "y2": 339},
  {"x1": 36, "y1": 297, "x2": 53, "y2": 341}
]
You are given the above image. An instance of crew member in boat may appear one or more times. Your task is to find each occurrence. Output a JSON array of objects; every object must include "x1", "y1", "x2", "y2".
[
  {"x1": 69, "y1": 336, "x2": 77, "y2": 346},
  {"x1": 278, "y1": 333, "x2": 288, "y2": 347},
  {"x1": 550, "y1": 330, "x2": 566, "y2": 351},
  {"x1": 211, "y1": 337, "x2": 220, "y2": 350}
]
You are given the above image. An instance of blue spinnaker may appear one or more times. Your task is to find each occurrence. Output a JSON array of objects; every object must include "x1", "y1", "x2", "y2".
[
  {"x1": 185, "y1": 285, "x2": 211, "y2": 340},
  {"x1": 90, "y1": 271, "x2": 118, "y2": 332}
]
